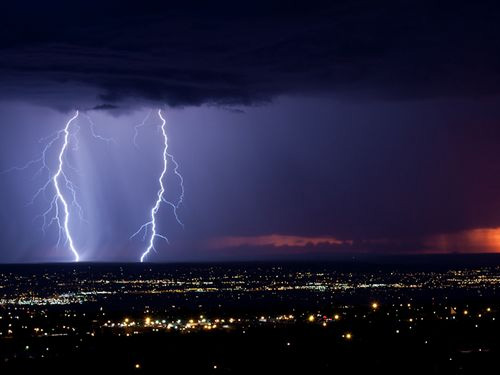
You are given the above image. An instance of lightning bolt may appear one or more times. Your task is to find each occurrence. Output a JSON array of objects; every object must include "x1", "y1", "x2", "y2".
[
  {"x1": 133, "y1": 109, "x2": 153, "y2": 149},
  {"x1": 52, "y1": 111, "x2": 80, "y2": 261},
  {"x1": 4, "y1": 110, "x2": 112, "y2": 262},
  {"x1": 163, "y1": 149, "x2": 185, "y2": 228},
  {"x1": 82, "y1": 113, "x2": 115, "y2": 145},
  {"x1": 131, "y1": 109, "x2": 185, "y2": 262}
]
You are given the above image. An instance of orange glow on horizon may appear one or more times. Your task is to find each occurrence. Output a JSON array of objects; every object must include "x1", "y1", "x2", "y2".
[
  {"x1": 207, "y1": 228, "x2": 500, "y2": 254},
  {"x1": 425, "y1": 227, "x2": 500, "y2": 253}
]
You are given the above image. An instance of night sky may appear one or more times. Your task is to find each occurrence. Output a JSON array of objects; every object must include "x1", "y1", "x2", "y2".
[{"x1": 1, "y1": 1, "x2": 500, "y2": 262}]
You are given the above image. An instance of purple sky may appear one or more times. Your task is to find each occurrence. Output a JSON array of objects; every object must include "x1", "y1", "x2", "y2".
[
  {"x1": 1, "y1": 1, "x2": 500, "y2": 262},
  {"x1": 1, "y1": 97, "x2": 500, "y2": 262}
]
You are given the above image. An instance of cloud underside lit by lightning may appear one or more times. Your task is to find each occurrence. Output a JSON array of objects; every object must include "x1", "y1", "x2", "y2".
[{"x1": 131, "y1": 109, "x2": 185, "y2": 262}]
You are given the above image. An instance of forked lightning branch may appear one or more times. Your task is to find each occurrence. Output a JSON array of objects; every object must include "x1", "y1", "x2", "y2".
[{"x1": 5, "y1": 109, "x2": 184, "y2": 262}]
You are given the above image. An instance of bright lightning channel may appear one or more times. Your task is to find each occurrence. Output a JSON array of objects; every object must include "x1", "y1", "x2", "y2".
[
  {"x1": 53, "y1": 111, "x2": 80, "y2": 261},
  {"x1": 132, "y1": 109, "x2": 169, "y2": 262},
  {"x1": 131, "y1": 109, "x2": 184, "y2": 262},
  {"x1": 4, "y1": 111, "x2": 112, "y2": 262}
]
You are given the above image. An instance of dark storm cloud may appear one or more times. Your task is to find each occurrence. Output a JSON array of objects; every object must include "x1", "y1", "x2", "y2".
[
  {"x1": 90, "y1": 104, "x2": 120, "y2": 111},
  {"x1": 1, "y1": 1, "x2": 500, "y2": 108}
]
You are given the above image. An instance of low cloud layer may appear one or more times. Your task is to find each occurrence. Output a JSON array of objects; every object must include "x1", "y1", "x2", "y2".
[{"x1": 207, "y1": 234, "x2": 350, "y2": 249}]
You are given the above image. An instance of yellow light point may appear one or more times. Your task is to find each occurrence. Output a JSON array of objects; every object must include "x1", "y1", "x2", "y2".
[
  {"x1": 464, "y1": 310, "x2": 468, "y2": 315},
  {"x1": 145, "y1": 317, "x2": 151, "y2": 325},
  {"x1": 135, "y1": 363, "x2": 140, "y2": 369},
  {"x1": 345, "y1": 333, "x2": 352, "y2": 340},
  {"x1": 334, "y1": 314, "x2": 340, "y2": 320},
  {"x1": 372, "y1": 302, "x2": 379, "y2": 309},
  {"x1": 189, "y1": 319, "x2": 194, "y2": 324},
  {"x1": 322, "y1": 322, "x2": 327, "y2": 327},
  {"x1": 308, "y1": 315, "x2": 315, "y2": 322},
  {"x1": 487, "y1": 307, "x2": 491, "y2": 312},
  {"x1": 125, "y1": 318, "x2": 129, "y2": 323}
]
